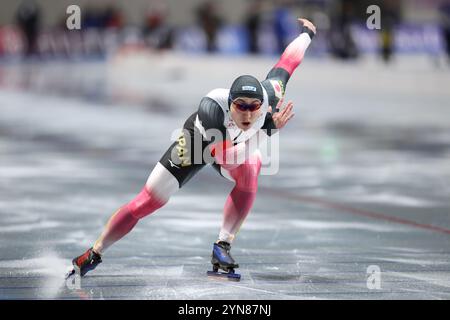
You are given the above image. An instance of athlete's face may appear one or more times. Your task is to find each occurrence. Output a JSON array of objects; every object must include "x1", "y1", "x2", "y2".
[{"x1": 230, "y1": 97, "x2": 262, "y2": 131}]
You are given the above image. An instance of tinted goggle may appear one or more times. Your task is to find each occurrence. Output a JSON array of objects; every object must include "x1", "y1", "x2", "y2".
[{"x1": 232, "y1": 99, "x2": 262, "y2": 112}]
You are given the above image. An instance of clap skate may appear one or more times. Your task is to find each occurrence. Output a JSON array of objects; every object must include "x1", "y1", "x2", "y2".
[
  {"x1": 207, "y1": 241, "x2": 241, "y2": 281},
  {"x1": 65, "y1": 247, "x2": 102, "y2": 279}
]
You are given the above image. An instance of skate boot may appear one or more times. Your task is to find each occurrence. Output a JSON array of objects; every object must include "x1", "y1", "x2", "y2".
[
  {"x1": 207, "y1": 241, "x2": 241, "y2": 281},
  {"x1": 65, "y1": 247, "x2": 102, "y2": 279}
]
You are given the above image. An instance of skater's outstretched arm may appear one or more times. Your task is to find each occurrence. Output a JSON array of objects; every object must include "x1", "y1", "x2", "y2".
[
  {"x1": 259, "y1": 18, "x2": 315, "y2": 134},
  {"x1": 264, "y1": 18, "x2": 316, "y2": 111}
]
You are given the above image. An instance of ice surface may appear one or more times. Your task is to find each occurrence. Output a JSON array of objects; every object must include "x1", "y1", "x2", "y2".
[{"x1": 0, "y1": 54, "x2": 449, "y2": 299}]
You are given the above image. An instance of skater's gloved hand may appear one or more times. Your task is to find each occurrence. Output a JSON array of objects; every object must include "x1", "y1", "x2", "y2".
[
  {"x1": 299, "y1": 18, "x2": 316, "y2": 35},
  {"x1": 267, "y1": 97, "x2": 294, "y2": 129}
]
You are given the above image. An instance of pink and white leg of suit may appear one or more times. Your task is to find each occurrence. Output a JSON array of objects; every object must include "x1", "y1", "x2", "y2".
[
  {"x1": 217, "y1": 151, "x2": 262, "y2": 244},
  {"x1": 93, "y1": 153, "x2": 262, "y2": 254},
  {"x1": 93, "y1": 163, "x2": 178, "y2": 254}
]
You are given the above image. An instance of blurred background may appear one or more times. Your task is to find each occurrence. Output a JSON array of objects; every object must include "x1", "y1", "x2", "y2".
[
  {"x1": 0, "y1": 0, "x2": 449, "y2": 112},
  {"x1": 1, "y1": 0, "x2": 450, "y2": 300},
  {"x1": 0, "y1": 0, "x2": 449, "y2": 102},
  {"x1": 0, "y1": 0, "x2": 448, "y2": 60}
]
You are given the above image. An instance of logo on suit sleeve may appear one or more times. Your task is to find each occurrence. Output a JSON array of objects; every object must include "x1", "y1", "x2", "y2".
[{"x1": 269, "y1": 80, "x2": 284, "y2": 99}]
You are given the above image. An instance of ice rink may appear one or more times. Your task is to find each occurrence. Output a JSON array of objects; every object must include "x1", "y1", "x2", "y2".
[{"x1": 0, "y1": 53, "x2": 449, "y2": 299}]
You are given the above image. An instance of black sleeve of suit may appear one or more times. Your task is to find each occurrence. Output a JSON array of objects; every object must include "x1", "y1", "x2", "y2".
[
  {"x1": 264, "y1": 25, "x2": 314, "y2": 95},
  {"x1": 261, "y1": 112, "x2": 278, "y2": 136},
  {"x1": 197, "y1": 97, "x2": 228, "y2": 143},
  {"x1": 265, "y1": 67, "x2": 290, "y2": 88},
  {"x1": 261, "y1": 78, "x2": 284, "y2": 114}
]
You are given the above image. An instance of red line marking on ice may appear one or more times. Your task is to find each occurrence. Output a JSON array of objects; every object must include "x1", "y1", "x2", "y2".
[{"x1": 260, "y1": 187, "x2": 450, "y2": 236}]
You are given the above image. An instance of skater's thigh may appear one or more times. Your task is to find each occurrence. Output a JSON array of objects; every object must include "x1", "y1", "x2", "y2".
[
  {"x1": 145, "y1": 162, "x2": 180, "y2": 202},
  {"x1": 153, "y1": 133, "x2": 207, "y2": 191},
  {"x1": 213, "y1": 149, "x2": 263, "y2": 183}
]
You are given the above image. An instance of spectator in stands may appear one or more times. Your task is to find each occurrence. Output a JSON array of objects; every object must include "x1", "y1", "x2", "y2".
[
  {"x1": 379, "y1": 0, "x2": 401, "y2": 63},
  {"x1": 440, "y1": 1, "x2": 450, "y2": 64},
  {"x1": 273, "y1": 0, "x2": 295, "y2": 54},
  {"x1": 196, "y1": 0, "x2": 223, "y2": 52},
  {"x1": 15, "y1": 0, "x2": 41, "y2": 57},
  {"x1": 328, "y1": 0, "x2": 358, "y2": 60},
  {"x1": 143, "y1": 1, "x2": 173, "y2": 50},
  {"x1": 245, "y1": 0, "x2": 264, "y2": 54}
]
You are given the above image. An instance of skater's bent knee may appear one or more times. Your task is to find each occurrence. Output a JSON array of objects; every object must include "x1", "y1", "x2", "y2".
[
  {"x1": 128, "y1": 187, "x2": 168, "y2": 219},
  {"x1": 230, "y1": 160, "x2": 261, "y2": 192}
]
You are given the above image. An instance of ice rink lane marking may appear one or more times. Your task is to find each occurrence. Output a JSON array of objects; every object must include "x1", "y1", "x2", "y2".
[
  {"x1": 259, "y1": 187, "x2": 450, "y2": 236},
  {"x1": 2, "y1": 278, "x2": 447, "y2": 290},
  {"x1": 3, "y1": 268, "x2": 450, "y2": 281},
  {"x1": 212, "y1": 282, "x2": 292, "y2": 298}
]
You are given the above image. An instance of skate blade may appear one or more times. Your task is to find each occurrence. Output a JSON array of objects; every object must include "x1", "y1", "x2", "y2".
[
  {"x1": 207, "y1": 270, "x2": 241, "y2": 282},
  {"x1": 65, "y1": 268, "x2": 75, "y2": 279},
  {"x1": 65, "y1": 263, "x2": 81, "y2": 279}
]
